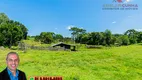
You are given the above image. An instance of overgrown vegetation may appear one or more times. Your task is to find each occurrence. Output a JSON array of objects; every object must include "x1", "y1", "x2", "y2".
[{"x1": 0, "y1": 44, "x2": 142, "y2": 80}]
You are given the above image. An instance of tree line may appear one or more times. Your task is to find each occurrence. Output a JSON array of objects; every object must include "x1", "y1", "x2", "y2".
[
  {"x1": 69, "y1": 27, "x2": 142, "y2": 46},
  {"x1": 0, "y1": 13, "x2": 142, "y2": 48},
  {"x1": 34, "y1": 27, "x2": 142, "y2": 46}
]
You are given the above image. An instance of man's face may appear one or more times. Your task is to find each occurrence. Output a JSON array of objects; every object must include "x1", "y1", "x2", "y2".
[{"x1": 6, "y1": 54, "x2": 19, "y2": 72}]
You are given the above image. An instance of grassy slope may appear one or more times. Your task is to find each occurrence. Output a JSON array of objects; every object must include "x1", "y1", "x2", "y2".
[{"x1": 0, "y1": 45, "x2": 142, "y2": 80}]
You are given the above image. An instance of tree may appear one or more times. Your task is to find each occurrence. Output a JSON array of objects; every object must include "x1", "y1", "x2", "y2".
[
  {"x1": 0, "y1": 20, "x2": 23, "y2": 48},
  {"x1": 63, "y1": 37, "x2": 72, "y2": 43},
  {"x1": 35, "y1": 32, "x2": 64, "y2": 44},
  {"x1": 54, "y1": 34, "x2": 63, "y2": 42},
  {"x1": 0, "y1": 13, "x2": 9, "y2": 24},
  {"x1": 13, "y1": 21, "x2": 28, "y2": 39},
  {"x1": 104, "y1": 29, "x2": 112, "y2": 46},
  {"x1": 124, "y1": 29, "x2": 138, "y2": 44},
  {"x1": 111, "y1": 35, "x2": 117, "y2": 45},
  {"x1": 80, "y1": 33, "x2": 89, "y2": 44},
  {"x1": 0, "y1": 32, "x2": 4, "y2": 45},
  {"x1": 34, "y1": 35, "x2": 40, "y2": 42},
  {"x1": 137, "y1": 32, "x2": 142, "y2": 43},
  {"x1": 113, "y1": 34, "x2": 123, "y2": 46},
  {"x1": 38, "y1": 32, "x2": 55, "y2": 44},
  {"x1": 69, "y1": 27, "x2": 86, "y2": 43},
  {"x1": 121, "y1": 35, "x2": 130, "y2": 45},
  {"x1": 87, "y1": 32, "x2": 103, "y2": 45},
  {"x1": 0, "y1": 13, "x2": 28, "y2": 48}
]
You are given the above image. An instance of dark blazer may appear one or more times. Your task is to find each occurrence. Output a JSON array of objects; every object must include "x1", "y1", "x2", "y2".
[{"x1": 0, "y1": 68, "x2": 27, "y2": 80}]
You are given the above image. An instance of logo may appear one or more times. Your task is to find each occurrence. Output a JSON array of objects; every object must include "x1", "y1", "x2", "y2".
[
  {"x1": 113, "y1": 0, "x2": 123, "y2": 3},
  {"x1": 29, "y1": 76, "x2": 62, "y2": 80},
  {"x1": 102, "y1": 0, "x2": 138, "y2": 10},
  {"x1": 113, "y1": 0, "x2": 130, "y2": 3}
]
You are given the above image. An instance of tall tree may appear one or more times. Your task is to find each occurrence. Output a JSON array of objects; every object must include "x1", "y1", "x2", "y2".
[
  {"x1": 54, "y1": 34, "x2": 63, "y2": 42},
  {"x1": 124, "y1": 29, "x2": 138, "y2": 44},
  {"x1": 0, "y1": 13, "x2": 28, "y2": 48},
  {"x1": 39, "y1": 32, "x2": 54, "y2": 44},
  {"x1": 87, "y1": 32, "x2": 103, "y2": 45},
  {"x1": 0, "y1": 20, "x2": 23, "y2": 48},
  {"x1": 104, "y1": 29, "x2": 112, "y2": 46},
  {"x1": 121, "y1": 35, "x2": 130, "y2": 45},
  {"x1": 0, "y1": 13, "x2": 9, "y2": 24},
  {"x1": 80, "y1": 33, "x2": 89, "y2": 44},
  {"x1": 137, "y1": 31, "x2": 142, "y2": 43},
  {"x1": 69, "y1": 27, "x2": 86, "y2": 43},
  {"x1": 14, "y1": 21, "x2": 28, "y2": 39}
]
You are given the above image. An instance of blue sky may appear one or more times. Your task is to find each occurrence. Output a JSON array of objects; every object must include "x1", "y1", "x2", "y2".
[{"x1": 0, "y1": 0, "x2": 142, "y2": 37}]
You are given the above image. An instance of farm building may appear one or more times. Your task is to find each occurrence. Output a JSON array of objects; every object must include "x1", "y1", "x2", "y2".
[{"x1": 50, "y1": 42, "x2": 76, "y2": 51}]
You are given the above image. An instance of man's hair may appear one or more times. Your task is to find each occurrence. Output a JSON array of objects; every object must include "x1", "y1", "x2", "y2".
[{"x1": 6, "y1": 52, "x2": 20, "y2": 60}]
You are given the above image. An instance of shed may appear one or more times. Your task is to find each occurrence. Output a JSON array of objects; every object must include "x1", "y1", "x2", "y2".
[{"x1": 51, "y1": 42, "x2": 76, "y2": 51}]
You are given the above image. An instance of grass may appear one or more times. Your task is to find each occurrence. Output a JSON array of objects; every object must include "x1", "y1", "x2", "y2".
[
  {"x1": 22, "y1": 40, "x2": 51, "y2": 47},
  {"x1": 0, "y1": 44, "x2": 142, "y2": 80}
]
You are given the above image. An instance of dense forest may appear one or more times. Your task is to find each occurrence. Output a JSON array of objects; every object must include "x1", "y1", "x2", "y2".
[{"x1": 0, "y1": 13, "x2": 142, "y2": 48}]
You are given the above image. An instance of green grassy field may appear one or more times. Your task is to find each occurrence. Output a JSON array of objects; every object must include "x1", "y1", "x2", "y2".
[{"x1": 0, "y1": 44, "x2": 142, "y2": 80}]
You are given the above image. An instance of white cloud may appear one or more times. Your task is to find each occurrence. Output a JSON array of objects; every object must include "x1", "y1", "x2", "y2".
[
  {"x1": 135, "y1": 29, "x2": 142, "y2": 32},
  {"x1": 66, "y1": 25, "x2": 84, "y2": 30},
  {"x1": 112, "y1": 21, "x2": 116, "y2": 24},
  {"x1": 66, "y1": 25, "x2": 74, "y2": 30}
]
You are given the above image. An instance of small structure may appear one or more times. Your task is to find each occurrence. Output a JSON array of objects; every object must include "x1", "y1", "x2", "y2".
[{"x1": 50, "y1": 42, "x2": 76, "y2": 51}]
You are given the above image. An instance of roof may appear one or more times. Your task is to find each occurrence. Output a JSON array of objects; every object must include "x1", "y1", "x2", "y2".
[{"x1": 52, "y1": 42, "x2": 75, "y2": 47}]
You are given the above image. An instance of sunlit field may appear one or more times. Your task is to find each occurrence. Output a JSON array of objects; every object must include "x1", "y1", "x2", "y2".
[{"x1": 0, "y1": 44, "x2": 142, "y2": 80}]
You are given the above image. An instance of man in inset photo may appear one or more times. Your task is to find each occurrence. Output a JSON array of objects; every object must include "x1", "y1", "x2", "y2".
[{"x1": 0, "y1": 52, "x2": 26, "y2": 80}]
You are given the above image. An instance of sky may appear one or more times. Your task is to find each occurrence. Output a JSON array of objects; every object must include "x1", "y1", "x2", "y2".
[{"x1": 0, "y1": 0, "x2": 142, "y2": 37}]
